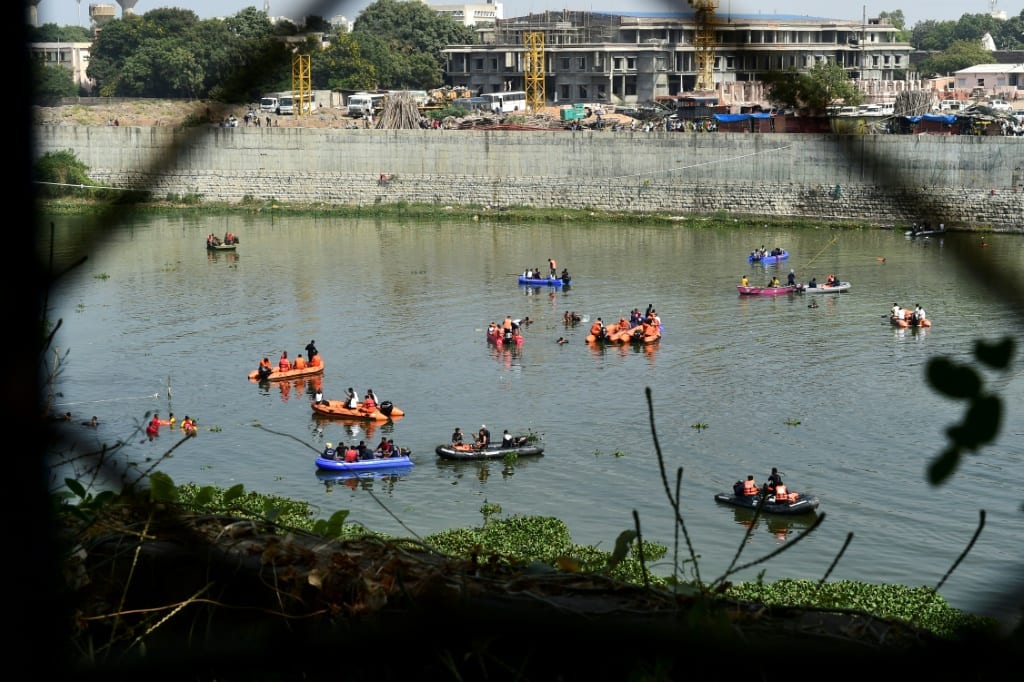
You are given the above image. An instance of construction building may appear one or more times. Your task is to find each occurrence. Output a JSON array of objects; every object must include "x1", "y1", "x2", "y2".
[{"x1": 443, "y1": 11, "x2": 915, "y2": 106}]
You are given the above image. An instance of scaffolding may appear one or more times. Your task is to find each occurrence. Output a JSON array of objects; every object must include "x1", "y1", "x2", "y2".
[
  {"x1": 524, "y1": 32, "x2": 545, "y2": 112},
  {"x1": 292, "y1": 54, "x2": 312, "y2": 117},
  {"x1": 689, "y1": 0, "x2": 719, "y2": 92}
]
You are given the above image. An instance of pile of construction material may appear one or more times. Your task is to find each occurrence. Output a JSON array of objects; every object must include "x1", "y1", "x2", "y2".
[{"x1": 374, "y1": 92, "x2": 425, "y2": 129}]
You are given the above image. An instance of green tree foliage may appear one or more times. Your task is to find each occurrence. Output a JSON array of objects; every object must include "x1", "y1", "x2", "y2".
[
  {"x1": 34, "y1": 149, "x2": 94, "y2": 197},
  {"x1": 350, "y1": 0, "x2": 476, "y2": 89},
  {"x1": 764, "y1": 62, "x2": 862, "y2": 114},
  {"x1": 878, "y1": 10, "x2": 910, "y2": 42},
  {"x1": 311, "y1": 32, "x2": 378, "y2": 91},
  {"x1": 33, "y1": 62, "x2": 78, "y2": 99},
  {"x1": 911, "y1": 20, "x2": 958, "y2": 51},
  {"x1": 917, "y1": 40, "x2": 997, "y2": 78},
  {"x1": 29, "y1": 23, "x2": 91, "y2": 42},
  {"x1": 87, "y1": 7, "x2": 290, "y2": 101}
]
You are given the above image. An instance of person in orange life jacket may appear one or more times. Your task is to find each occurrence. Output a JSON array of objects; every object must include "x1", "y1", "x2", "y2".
[
  {"x1": 343, "y1": 443, "x2": 358, "y2": 463},
  {"x1": 293, "y1": 353, "x2": 307, "y2": 370},
  {"x1": 278, "y1": 351, "x2": 291, "y2": 372},
  {"x1": 742, "y1": 475, "x2": 759, "y2": 496},
  {"x1": 146, "y1": 413, "x2": 161, "y2": 441},
  {"x1": 589, "y1": 318, "x2": 604, "y2": 338},
  {"x1": 304, "y1": 340, "x2": 318, "y2": 363},
  {"x1": 361, "y1": 391, "x2": 377, "y2": 412},
  {"x1": 309, "y1": 351, "x2": 322, "y2": 367},
  {"x1": 257, "y1": 357, "x2": 273, "y2": 379},
  {"x1": 181, "y1": 416, "x2": 197, "y2": 436}
]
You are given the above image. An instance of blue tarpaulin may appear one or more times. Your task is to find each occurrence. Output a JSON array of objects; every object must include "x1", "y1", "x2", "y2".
[
  {"x1": 906, "y1": 114, "x2": 957, "y2": 123},
  {"x1": 713, "y1": 113, "x2": 773, "y2": 122}
]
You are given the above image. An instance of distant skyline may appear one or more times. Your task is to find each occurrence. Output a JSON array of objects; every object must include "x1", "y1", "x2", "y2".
[{"x1": 31, "y1": 0, "x2": 1015, "y2": 32}]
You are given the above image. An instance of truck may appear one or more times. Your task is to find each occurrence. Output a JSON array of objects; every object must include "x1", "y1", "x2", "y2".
[{"x1": 347, "y1": 92, "x2": 386, "y2": 117}]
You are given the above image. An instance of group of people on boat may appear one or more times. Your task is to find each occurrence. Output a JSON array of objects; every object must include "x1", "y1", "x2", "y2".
[
  {"x1": 451, "y1": 425, "x2": 529, "y2": 450},
  {"x1": 810, "y1": 273, "x2": 840, "y2": 288},
  {"x1": 257, "y1": 340, "x2": 321, "y2": 379},
  {"x1": 322, "y1": 436, "x2": 403, "y2": 462},
  {"x1": 890, "y1": 302, "x2": 927, "y2": 326},
  {"x1": 749, "y1": 245, "x2": 784, "y2": 260},
  {"x1": 206, "y1": 232, "x2": 239, "y2": 247},
  {"x1": 588, "y1": 304, "x2": 662, "y2": 343},
  {"x1": 732, "y1": 467, "x2": 798, "y2": 502},
  {"x1": 522, "y1": 258, "x2": 571, "y2": 283}
]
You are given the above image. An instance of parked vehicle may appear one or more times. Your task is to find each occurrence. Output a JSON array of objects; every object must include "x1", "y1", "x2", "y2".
[
  {"x1": 347, "y1": 93, "x2": 386, "y2": 117},
  {"x1": 480, "y1": 91, "x2": 528, "y2": 113},
  {"x1": 986, "y1": 99, "x2": 1014, "y2": 113}
]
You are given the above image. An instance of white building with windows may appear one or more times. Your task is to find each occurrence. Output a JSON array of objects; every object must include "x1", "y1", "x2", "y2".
[
  {"x1": 954, "y1": 63, "x2": 1024, "y2": 98},
  {"x1": 443, "y1": 11, "x2": 914, "y2": 106},
  {"x1": 431, "y1": 0, "x2": 503, "y2": 27},
  {"x1": 30, "y1": 42, "x2": 95, "y2": 93}
]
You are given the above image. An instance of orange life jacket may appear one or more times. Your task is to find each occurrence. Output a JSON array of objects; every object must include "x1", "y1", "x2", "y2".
[
  {"x1": 590, "y1": 322, "x2": 602, "y2": 336},
  {"x1": 294, "y1": 356, "x2": 307, "y2": 369},
  {"x1": 742, "y1": 479, "x2": 759, "y2": 495},
  {"x1": 309, "y1": 354, "x2": 322, "y2": 367}
]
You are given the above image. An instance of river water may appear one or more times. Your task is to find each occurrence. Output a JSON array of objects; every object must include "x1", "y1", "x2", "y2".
[{"x1": 43, "y1": 214, "x2": 1024, "y2": 627}]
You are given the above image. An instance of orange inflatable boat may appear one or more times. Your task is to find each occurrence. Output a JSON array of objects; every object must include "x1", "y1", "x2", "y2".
[
  {"x1": 310, "y1": 399, "x2": 404, "y2": 422},
  {"x1": 249, "y1": 362, "x2": 325, "y2": 382}
]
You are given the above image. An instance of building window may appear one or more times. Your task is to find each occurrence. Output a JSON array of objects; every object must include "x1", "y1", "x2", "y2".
[
  {"x1": 625, "y1": 76, "x2": 636, "y2": 96},
  {"x1": 627, "y1": 57, "x2": 636, "y2": 70},
  {"x1": 614, "y1": 57, "x2": 624, "y2": 70},
  {"x1": 977, "y1": 78, "x2": 985, "y2": 86},
  {"x1": 596, "y1": 84, "x2": 607, "y2": 100},
  {"x1": 726, "y1": 56, "x2": 735, "y2": 70},
  {"x1": 560, "y1": 57, "x2": 570, "y2": 71},
  {"x1": 560, "y1": 84, "x2": 571, "y2": 100},
  {"x1": 489, "y1": 58, "x2": 498, "y2": 71},
  {"x1": 577, "y1": 56, "x2": 586, "y2": 70},
  {"x1": 578, "y1": 85, "x2": 588, "y2": 99}
]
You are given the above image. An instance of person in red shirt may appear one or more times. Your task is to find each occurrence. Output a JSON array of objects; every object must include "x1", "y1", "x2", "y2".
[
  {"x1": 278, "y1": 351, "x2": 291, "y2": 372},
  {"x1": 146, "y1": 413, "x2": 161, "y2": 441}
]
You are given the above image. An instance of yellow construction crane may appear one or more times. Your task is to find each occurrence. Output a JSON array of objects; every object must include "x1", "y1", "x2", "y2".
[
  {"x1": 292, "y1": 54, "x2": 312, "y2": 117},
  {"x1": 524, "y1": 31, "x2": 545, "y2": 113},
  {"x1": 688, "y1": 0, "x2": 719, "y2": 92}
]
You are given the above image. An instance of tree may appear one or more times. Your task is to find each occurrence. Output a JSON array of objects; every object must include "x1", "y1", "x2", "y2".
[
  {"x1": 30, "y1": 23, "x2": 91, "y2": 42},
  {"x1": 917, "y1": 40, "x2": 997, "y2": 78},
  {"x1": 349, "y1": 0, "x2": 476, "y2": 89},
  {"x1": 911, "y1": 20, "x2": 957, "y2": 51},
  {"x1": 33, "y1": 62, "x2": 78, "y2": 99},
  {"x1": 310, "y1": 32, "x2": 378, "y2": 92},
  {"x1": 878, "y1": 10, "x2": 909, "y2": 42},
  {"x1": 764, "y1": 61, "x2": 861, "y2": 114}
]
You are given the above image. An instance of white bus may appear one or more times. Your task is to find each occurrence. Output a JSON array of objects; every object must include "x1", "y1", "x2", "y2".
[{"x1": 480, "y1": 91, "x2": 527, "y2": 113}]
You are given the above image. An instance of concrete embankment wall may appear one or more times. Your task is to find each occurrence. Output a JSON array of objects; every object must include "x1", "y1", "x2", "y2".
[{"x1": 34, "y1": 126, "x2": 1024, "y2": 230}]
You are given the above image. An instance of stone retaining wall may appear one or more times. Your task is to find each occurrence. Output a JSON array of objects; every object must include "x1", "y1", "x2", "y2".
[{"x1": 34, "y1": 126, "x2": 1024, "y2": 230}]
